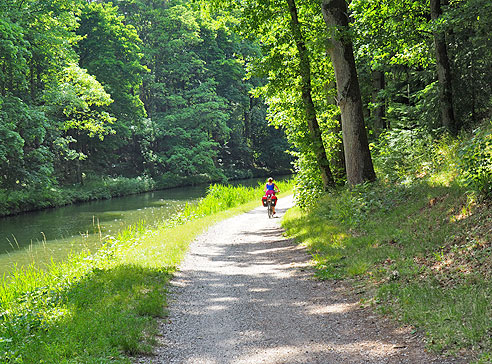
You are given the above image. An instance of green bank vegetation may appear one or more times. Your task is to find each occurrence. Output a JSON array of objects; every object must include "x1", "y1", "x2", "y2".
[
  {"x1": 283, "y1": 128, "x2": 492, "y2": 363},
  {"x1": 0, "y1": 181, "x2": 292, "y2": 363},
  {"x1": 0, "y1": 176, "x2": 156, "y2": 217}
]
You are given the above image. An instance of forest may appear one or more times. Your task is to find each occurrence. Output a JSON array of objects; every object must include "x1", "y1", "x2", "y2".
[
  {"x1": 1, "y1": 0, "x2": 491, "y2": 216},
  {"x1": 0, "y1": 0, "x2": 293, "y2": 215}
]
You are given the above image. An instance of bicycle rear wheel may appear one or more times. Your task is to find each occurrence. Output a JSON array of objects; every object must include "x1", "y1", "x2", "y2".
[{"x1": 267, "y1": 201, "x2": 273, "y2": 218}]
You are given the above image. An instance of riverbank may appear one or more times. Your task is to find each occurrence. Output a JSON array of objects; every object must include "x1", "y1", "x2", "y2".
[
  {"x1": 282, "y1": 181, "x2": 491, "y2": 363},
  {"x1": 0, "y1": 181, "x2": 293, "y2": 363},
  {"x1": 0, "y1": 171, "x2": 292, "y2": 217},
  {"x1": 0, "y1": 176, "x2": 156, "y2": 217}
]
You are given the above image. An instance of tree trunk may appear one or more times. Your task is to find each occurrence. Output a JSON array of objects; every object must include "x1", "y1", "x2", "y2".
[
  {"x1": 321, "y1": 0, "x2": 376, "y2": 185},
  {"x1": 286, "y1": 0, "x2": 335, "y2": 189},
  {"x1": 430, "y1": 0, "x2": 457, "y2": 135},
  {"x1": 326, "y1": 80, "x2": 346, "y2": 181},
  {"x1": 372, "y1": 70, "x2": 386, "y2": 133}
]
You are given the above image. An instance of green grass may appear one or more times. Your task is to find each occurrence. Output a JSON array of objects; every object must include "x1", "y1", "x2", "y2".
[
  {"x1": 0, "y1": 181, "x2": 293, "y2": 363},
  {"x1": 282, "y1": 181, "x2": 491, "y2": 362}
]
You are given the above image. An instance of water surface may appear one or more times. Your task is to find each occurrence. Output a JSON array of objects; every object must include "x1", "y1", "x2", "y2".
[
  {"x1": 0, "y1": 176, "x2": 280, "y2": 276},
  {"x1": 0, "y1": 185, "x2": 208, "y2": 276}
]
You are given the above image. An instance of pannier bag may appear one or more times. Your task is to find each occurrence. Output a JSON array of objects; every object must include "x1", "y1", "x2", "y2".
[{"x1": 262, "y1": 195, "x2": 277, "y2": 207}]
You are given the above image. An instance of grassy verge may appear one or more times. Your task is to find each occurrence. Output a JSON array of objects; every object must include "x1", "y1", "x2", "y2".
[
  {"x1": 0, "y1": 181, "x2": 293, "y2": 363},
  {"x1": 282, "y1": 181, "x2": 491, "y2": 363}
]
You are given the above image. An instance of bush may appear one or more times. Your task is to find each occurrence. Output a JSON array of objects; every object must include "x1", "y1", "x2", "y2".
[
  {"x1": 292, "y1": 152, "x2": 324, "y2": 210},
  {"x1": 458, "y1": 122, "x2": 492, "y2": 195},
  {"x1": 372, "y1": 128, "x2": 436, "y2": 182}
]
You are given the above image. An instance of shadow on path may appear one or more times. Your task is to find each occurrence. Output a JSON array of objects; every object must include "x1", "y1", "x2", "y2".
[{"x1": 136, "y1": 197, "x2": 466, "y2": 364}]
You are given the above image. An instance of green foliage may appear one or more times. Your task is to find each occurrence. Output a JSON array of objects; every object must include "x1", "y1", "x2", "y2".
[
  {"x1": 107, "y1": 0, "x2": 291, "y2": 182},
  {"x1": 370, "y1": 119, "x2": 492, "y2": 198},
  {"x1": 372, "y1": 128, "x2": 437, "y2": 182},
  {"x1": 0, "y1": 176, "x2": 155, "y2": 216},
  {"x1": 45, "y1": 63, "x2": 115, "y2": 139},
  {"x1": 351, "y1": 0, "x2": 433, "y2": 68},
  {"x1": 0, "y1": 96, "x2": 54, "y2": 189},
  {"x1": 354, "y1": 0, "x2": 491, "y2": 136},
  {"x1": 0, "y1": 0, "x2": 292, "y2": 212},
  {"x1": 291, "y1": 151, "x2": 324, "y2": 210},
  {"x1": 76, "y1": 1, "x2": 146, "y2": 121},
  {"x1": 458, "y1": 122, "x2": 492, "y2": 194},
  {"x1": 443, "y1": 0, "x2": 492, "y2": 126},
  {"x1": 75, "y1": 1, "x2": 148, "y2": 176},
  {"x1": 218, "y1": 0, "x2": 343, "y2": 193}
]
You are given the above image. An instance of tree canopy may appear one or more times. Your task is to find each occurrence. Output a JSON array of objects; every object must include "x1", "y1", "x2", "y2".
[
  {"x1": 0, "y1": 0, "x2": 293, "y2": 194},
  {"x1": 1, "y1": 0, "x2": 491, "y2": 207}
]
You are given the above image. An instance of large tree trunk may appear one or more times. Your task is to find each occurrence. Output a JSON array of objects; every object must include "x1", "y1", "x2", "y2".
[
  {"x1": 321, "y1": 0, "x2": 376, "y2": 185},
  {"x1": 430, "y1": 0, "x2": 457, "y2": 135},
  {"x1": 372, "y1": 70, "x2": 386, "y2": 133},
  {"x1": 286, "y1": 0, "x2": 335, "y2": 189}
]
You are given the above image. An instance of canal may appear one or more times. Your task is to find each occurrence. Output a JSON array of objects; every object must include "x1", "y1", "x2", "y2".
[{"x1": 0, "y1": 177, "x2": 271, "y2": 276}]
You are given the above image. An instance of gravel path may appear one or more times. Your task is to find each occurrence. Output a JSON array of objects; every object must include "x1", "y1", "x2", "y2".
[{"x1": 135, "y1": 195, "x2": 468, "y2": 364}]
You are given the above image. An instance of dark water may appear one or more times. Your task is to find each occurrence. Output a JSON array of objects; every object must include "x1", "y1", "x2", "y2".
[{"x1": 0, "y1": 177, "x2": 275, "y2": 275}]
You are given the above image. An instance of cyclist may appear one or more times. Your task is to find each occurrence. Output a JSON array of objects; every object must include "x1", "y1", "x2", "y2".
[{"x1": 264, "y1": 177, "x2": 280, "y2": 215}]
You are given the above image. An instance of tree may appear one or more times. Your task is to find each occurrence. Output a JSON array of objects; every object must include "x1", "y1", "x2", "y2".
[
  {"x1": 286, "y1": 0, "x2": 335, "y2": 189},
  {"x1": 430, "y1": 0, "x2": 457, "y2": 135},
  {"x1": 76, "y1": 1, "x2": 147, "y2": 175},
  {"x1": 444, "y1": 0, "x2": 492, "y2": 127},
  {"x1": 0, "y1": 0, "x2": 83, "y2": 188},
  {"x1": 321, "y1": 0, "x2": 376, "y2": 185},
  {"x1": 107, "y1": 0, "x2": 293, "y2": 183},
  {"x1": 43, "y1": 63, "x2": 115, "y2": 184}
]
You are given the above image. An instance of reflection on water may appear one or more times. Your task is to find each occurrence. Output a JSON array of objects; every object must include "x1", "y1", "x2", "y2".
[
  {"x1": 0, "y1": 185, "x2": 208, "y2": 276},
  {"x1": 0, "y1": 176, "x2": 284, "y2": 276}
]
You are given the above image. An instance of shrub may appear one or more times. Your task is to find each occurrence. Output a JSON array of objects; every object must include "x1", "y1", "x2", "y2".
[
  {"x1": 458, "y1": 122, "x2": 492, "y2": 195},
  {"x1": 372, "y1": 128, "x2": 436, "y2": 182},
  {"x1": 292, "y1": 152, "x2": 324, "y2": 210}
]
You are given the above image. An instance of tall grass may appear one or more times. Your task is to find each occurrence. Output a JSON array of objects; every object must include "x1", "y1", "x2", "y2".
[
  {"x1": 165, "y1": 180, "x2": 292, "y2": 226},
  {"x1": 0, "y1": 180, "x2": 293, "y2": 363}
]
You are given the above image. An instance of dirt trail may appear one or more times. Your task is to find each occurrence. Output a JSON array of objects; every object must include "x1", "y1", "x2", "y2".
[{"x1": 135, "y1": 195, "x2": 467, "y2": 364}]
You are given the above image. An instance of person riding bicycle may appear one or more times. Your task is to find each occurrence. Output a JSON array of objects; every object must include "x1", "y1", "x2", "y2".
[{"x1": 264, "y1": 177, "x2": 280, "y2": 215}]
